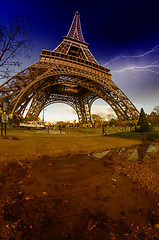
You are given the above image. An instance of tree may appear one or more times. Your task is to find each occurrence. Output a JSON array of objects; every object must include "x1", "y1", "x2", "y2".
[
  {"x1": 107, "y1": 114, "x2": 115, "y2": 121},
  {"x1": 136, "y1": 108, "x2": 150, "y2": 132},
  {"x1": 148, "y1": 106, "x2": 159, "y2": 125},
  {"x1": 108, "y1": 118, "x2": 116, "y2": 127},
  {"x1": 91, "y1": 114, "x2": 104, "y2": 126},
  {"x1": 0, "y1": 14, "x2": 33, "y2": 80}
]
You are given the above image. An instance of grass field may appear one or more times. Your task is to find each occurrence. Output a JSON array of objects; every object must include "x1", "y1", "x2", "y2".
[
  {"x1": 5, "y1": 125, "x2": 159, "y2": 140},
  {"x1": 109, "y1": 128, "x2": 159, "y2": 140}
]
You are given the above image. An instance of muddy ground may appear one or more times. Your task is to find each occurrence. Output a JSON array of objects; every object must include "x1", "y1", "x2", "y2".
[{"x1": 0, "y1": 131, "x2": 159, "y2": 239}]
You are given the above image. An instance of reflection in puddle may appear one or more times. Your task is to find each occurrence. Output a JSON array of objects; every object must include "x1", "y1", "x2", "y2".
[
  {"x1": 93, "y1": 151, "x2": 110, "y2": 159},
  {"x1": 127, "y1": 149, "x2": 139, "y2": 162},
  {"x1": 147, "y1": 145, "x2": 159, "y2": 153},
  {"x1": 92, "y1": 143, "x2": 159, "y2": 163}
]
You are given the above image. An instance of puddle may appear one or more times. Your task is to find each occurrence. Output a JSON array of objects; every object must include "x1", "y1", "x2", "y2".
[
  {"x1": 0, "y1": 152, "x2": 158, "y2": 239},
  {"x1": 92, "y1": 143, "x2": 159, "y2": 163}
]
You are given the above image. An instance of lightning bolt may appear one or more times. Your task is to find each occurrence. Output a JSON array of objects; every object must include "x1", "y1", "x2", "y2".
[
  {"x1": 111, "y1": 62, "x2": 159, "y2": 75},
  {"x1": 104, "y1": 45, "x2": 159, "y2": 75},
  {"x1": 104, "y1": 45, "x2": 159, "y2": 66}
]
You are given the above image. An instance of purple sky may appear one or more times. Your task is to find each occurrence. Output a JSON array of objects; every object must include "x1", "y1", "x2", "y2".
[{"x1": 1, "y1": 0, "x2": 159, "y2": 121}]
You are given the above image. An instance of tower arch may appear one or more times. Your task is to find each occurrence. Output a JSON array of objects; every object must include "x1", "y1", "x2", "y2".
[{"x1": 39, "y1": 103, "x2": 78, "y2": 122}]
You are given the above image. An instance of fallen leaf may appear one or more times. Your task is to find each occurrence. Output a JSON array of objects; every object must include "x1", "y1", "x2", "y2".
[
  {"x1": 87, "y1": 218, "x2": 97, "y2": 231},
  {"x1": 63, "y1": 200, "x2": 69, "y2": 206},
  {"x1": 42, "y1": 192, "x2": 48, "y2": 196},
  {"x1": 26, "y1": 174, "x2": 33, "y2": 178},
  {"x1": 112, "y1": 179, "x2": 117, "y2": 182},
  {"x1": 18, "y1": 181, "x2": 23, "y2": 185},
  {"x1": 63, "y1": 182, "x2": 72, "y2": 186},
  {"x1": 18, "y1": 162, "x2": 23, "y2": 166},
  {"x1": 25, "y1": 196, "x2": 34, "y2": 200}
]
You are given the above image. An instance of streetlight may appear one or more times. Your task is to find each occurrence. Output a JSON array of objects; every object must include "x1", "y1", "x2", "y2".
[{"x1": 42, "y1": 109, "x2": 46, "y2": 123}]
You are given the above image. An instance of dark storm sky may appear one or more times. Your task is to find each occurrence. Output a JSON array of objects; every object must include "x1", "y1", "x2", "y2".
[{"x1": 1, "y1": 0, "x2": 159, "y2": 115}]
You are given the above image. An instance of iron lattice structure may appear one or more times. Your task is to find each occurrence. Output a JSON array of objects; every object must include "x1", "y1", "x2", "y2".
[{"x1": 0, "y1": 12, "x2": 139, "y2": 123}]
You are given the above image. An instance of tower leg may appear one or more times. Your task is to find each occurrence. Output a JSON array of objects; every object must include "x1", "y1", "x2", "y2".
[
  {"x1": 75, "y1": 98, "x2": 92, "y2": 124},
  {"x1": 25, "y1": 91, "x2": 47, "y2": 121}
]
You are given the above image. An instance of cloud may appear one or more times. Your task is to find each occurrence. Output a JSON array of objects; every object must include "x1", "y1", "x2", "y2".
[
  {"x1": 48, "y1": 104, "x2": 76, "y2": 114},
  {"x1": 91, "y1": 105, "x2": 115, "y2": 119}
]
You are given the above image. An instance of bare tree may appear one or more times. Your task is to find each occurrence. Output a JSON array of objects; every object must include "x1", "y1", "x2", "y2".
[
  {"x1": 153, "y1": 106, "x2": 159, "y2": 115},
  {"x1": 0, "y1": 14, "x2": 33, "y2": 80}
]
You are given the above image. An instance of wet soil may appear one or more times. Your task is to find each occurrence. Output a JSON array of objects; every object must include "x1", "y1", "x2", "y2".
[{"x1": 0, "y1": 143, "x2": 159, "y2": 239}]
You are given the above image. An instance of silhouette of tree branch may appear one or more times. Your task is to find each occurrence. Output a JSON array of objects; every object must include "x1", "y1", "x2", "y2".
[{"x1": 0, "y1": 13, "x2": 33, "y2": 80}]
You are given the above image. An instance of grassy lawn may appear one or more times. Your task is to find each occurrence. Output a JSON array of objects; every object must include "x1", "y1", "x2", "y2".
[
  {"x1": 109, "y1": 129, "x2": 159, "y2": 140},
  {"x1": 2, "y1": 125, "x2": 159, "y2": 141}
]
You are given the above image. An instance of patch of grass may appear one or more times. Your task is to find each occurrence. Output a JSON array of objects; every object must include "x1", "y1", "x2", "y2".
[{"x1": 109, "y1": 130, "x2": 159, "y2": 140}]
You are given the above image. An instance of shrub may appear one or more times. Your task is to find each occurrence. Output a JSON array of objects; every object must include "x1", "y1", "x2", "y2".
[{"x1": 136, "y1": 108, "x2": 151, "y2": 132}]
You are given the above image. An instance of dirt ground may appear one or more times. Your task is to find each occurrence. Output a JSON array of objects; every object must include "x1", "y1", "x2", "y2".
[
  {"x1": 0, "y1": 133, "x2": 141, "y2": 159},
  {"x1": 0, "y1": 130, "x2": 159, "y2": 239}
]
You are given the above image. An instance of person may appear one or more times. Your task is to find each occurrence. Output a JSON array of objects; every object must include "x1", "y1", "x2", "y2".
[
  {"x1": 59, "y1": 125, "x2": 62, "y2": 134},
  {"x1": 102, "y1": 124, "x2": 107, "y2": 136}
]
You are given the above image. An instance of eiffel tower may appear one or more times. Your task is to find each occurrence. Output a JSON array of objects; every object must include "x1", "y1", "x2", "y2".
[{"x1": 0, "y1": 12, "x2": 139, "y2": 123}]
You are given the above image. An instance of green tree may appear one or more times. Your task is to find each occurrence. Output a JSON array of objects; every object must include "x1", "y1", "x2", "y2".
[
  {"x1": 148, "y1": 106, "x2": 159, "y2": 126},
  {"x1": 91, "y1": 114, "x2": 104, "y2": 126},
  {"x1": 108, "y1": 118, "x2": 116, "y2": 127},
  {"x1": 148, "y1": 112, "x2": 159, "y2": 125},
  {"x1": 136, "y1": 108, "x2": 150, "y2": 132}
]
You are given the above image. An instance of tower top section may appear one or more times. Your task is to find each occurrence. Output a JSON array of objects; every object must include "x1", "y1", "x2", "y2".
[
  {"x1": 67, "y1": 12, "x2": 85, "y2": 43},
  {"x1": 41, "y1": 12, "x2": 99, "y2": 64}
]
